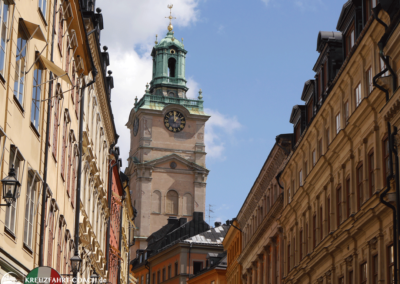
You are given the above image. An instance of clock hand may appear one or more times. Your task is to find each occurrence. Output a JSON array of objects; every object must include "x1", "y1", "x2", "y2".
[{"x1": 174, "y1": 112, "x2": 177, "y2": 122}]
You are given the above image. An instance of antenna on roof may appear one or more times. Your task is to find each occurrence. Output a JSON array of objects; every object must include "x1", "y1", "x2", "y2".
[{"x1": 206, "y1": 204, "x2": 215, "y2": 226}]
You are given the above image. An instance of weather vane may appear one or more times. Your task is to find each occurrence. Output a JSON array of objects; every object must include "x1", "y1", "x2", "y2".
[{"x1": 166, "y1": 4, "x2": 176, "y2": 31}]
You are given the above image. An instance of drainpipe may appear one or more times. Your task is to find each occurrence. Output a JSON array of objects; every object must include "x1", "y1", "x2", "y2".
[
  {"x1": 379, "y1": 123, "x2": 398, "y2": 284},
  {"x1": 106, "y1": 145, "x2": 119, "y2": 272},
  {"x1": 39, "y1": 0, "x2": 58, "y2": 266}
]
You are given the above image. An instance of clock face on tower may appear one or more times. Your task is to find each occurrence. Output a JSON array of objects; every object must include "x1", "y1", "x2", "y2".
[
  {"x1": 133, "y1": 117, "x2": 139, "y2": 136},
  {"x1": 164, "y1": 111, "x2": 186, "y2": 132}
]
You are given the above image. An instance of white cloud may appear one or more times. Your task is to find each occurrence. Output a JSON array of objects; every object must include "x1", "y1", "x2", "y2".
[
  {"x1": 97, "y1": 0, "x2": 241, "y2": 165},
  {"x1": 204, "y1": 108, "x2": 241, "y2": 159},
  {"x1": 262, "y1": 0, "x2": 272, "y2": 6},
  {"x1": 186, "y1": 77, "x2": 200, "y2": 99},
  {"x1": 97, "y1": 0, "x2": 201, "y2": 165}
]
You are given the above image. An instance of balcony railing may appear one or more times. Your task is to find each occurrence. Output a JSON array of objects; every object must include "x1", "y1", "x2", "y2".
[{"x1": 135, "y1": 94, "x2": 204, "y2": 113}]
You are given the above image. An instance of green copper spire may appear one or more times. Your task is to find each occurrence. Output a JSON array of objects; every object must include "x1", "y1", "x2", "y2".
[{"x1": 149, "y1": 5, "x2": 188, "y2": 98}]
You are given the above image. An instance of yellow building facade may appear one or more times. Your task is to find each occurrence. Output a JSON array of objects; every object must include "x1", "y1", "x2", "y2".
[
  {"x1": 0, "y1": 0, "x2": 126, "y2": 283},
  {"x1": 223, "y1": 220, "x2": 242, "y2": 284},
  {"x1": 278, "y1": 2, "x2": 400, "y2": 284}
]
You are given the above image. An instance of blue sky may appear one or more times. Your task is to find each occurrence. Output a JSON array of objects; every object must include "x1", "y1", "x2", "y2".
[{"x1": 98, "y1": 0, "x2": 344, "y2": 224}]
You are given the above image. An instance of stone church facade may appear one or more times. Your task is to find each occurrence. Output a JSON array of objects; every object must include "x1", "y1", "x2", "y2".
[{"x1": 125, "y1": 24, "x2": 210, "y2": 252}]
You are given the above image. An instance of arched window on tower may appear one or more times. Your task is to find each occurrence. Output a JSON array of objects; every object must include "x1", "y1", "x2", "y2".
[
  {"x1": 152, "y1": 190, "x2": 161, "y2": 213},
  {"x1": 166, "y1": 190, "x2": 178, "y2": 215},
  {"x1": 183, "y1": 193, "x2": 193, "y2": 215},
  {"x1": 168, "y1": 58, "x2": 176, "y2": 77}
]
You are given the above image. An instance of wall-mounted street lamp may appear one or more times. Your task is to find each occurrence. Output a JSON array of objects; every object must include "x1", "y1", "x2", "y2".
[
  {"x1": 90, "y1": 270, "x2": 99, "y2": 284},
  {"x1": 1, "y1": 165, "x2": 21, "y2": 206},
  {"x1": 70, "y1": 255, "x2": 82, "y2": 275}
]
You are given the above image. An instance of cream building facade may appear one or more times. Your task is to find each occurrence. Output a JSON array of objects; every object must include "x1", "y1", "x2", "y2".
[{"x1": 0, "y1": 0, "x2": 123, "y2": 283}]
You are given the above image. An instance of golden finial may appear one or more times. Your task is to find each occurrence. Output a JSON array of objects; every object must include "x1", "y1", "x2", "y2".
[
  {"x1": 166, "y1": 4, "x2": 176, "y2": 31},
  {"x1": 155, "y1": 34, "x2": 158, "y2": 44}
]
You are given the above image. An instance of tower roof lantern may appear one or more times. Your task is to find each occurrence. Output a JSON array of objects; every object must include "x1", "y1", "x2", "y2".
[{"x1": 154, "y1": 31, "x2": 185, "y2": 51}]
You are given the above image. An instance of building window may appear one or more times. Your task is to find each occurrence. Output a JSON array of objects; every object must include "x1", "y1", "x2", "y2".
[
  {"x1": 287, "y1": 243, "x2": 291, "y2": 272},
  {"x1": 327, "y1": 196, "x2": 331, "y2": 233},
  {"x1": 157, "y1": 271, "x2": 160, "y2": 284},
  {"x1": 372, "y1": 254, "x2": 378, "y2": 284},
  {"x1": 183, "y1": 193, "x2": 193, "y2": 215},
  {"x1": 38, "y1": 0, "x2": 47, "y2": 16},
  {"x1": 319, "y1": 206, "x2": 323, "y2": 240},
  {"x1": 60, "y1": 112, "x2": 69, "y2": 179},
  {"x1": 349, "y1": 270, "x2": 353, "y2": 284},
  {"x1": 14, "y1": 27, "x2": 28, "y2": 105},
  {"x1": 141, "y1": 276, "x2": 144, "y2": 284},
  {"x1": 166, "y1": 190, "x2": 178, "y2": 215},
  {"x1": 339, "y1": 276, "x2": 344, "y2": 284},
  {"x1": 152, "y1": 273, "x2": 155, "y2": 284},
  {"x1": 360, "y1": 262, "x2": 367, "y2": 284},
  {"x1": 383, "y1": 136, "x2": 390, "y2": 187},
  {"x1": 307, "y1": 98, "x2": 313, "y2": 124},
  {"x1": 313, "y1": 214, "x2": 316, "y2": 248},
  {"x1": 31, "y1": 66, "x2": 43, "y2": 130},
  {"x1": 357, "y1": 163, "x2": 363, "y2": 210},
  {"x1": 388, "y1": 244, "x2": 394, "y2": 283},
  {"x1": 288, "y1": 188, "x2": 291, "y2": 204},
  {"x1": 366, "y1": 67, "x2": 373, "y2": 94},
  {"x1": 337, "y1": 186, "x2": 342, "y2": 226},
  {"x1": 312, "y1": 149, "x2": 316, "y2": 166},
  {"x1": 346, "y1": 177, "x2": 351, "y2": 218},
  {"x1": 299, "y1": 229, "x2": 303, "y2": 260},
  {"x1": 318, "y1": 139, "x2": 323, "y2": 157},
  {"x1": 168, "y1": 266, "x2": 171, "y2": 279},
  {"x1": 0, "y1": 1, "x2": 9, "y2": 76},
  {"x1": 52, "y1": 87, "x2": 62, "y2": 159},
  {"x1": 5, "y1": 148, "x2": 23, "y2": 234},
  {"x1": 24, "y1": 172, "x2": 37, "y2": 248},
  {"x1": 305, "y1": 223, "x2": 308, "y2": 254},
  {"x1": 336, "y1": 113, "x2": 341, "y2": 134},
  {"x1": 58, "y1": 8, "x2": 63, "y2": 53},
  {"x1": 193, "y1": 261, "x2": 203, "y2": 275},
  {"x1": 326, "y1": 127, "x2": 330, "y2": 145},
  {"x1": 299, "y1": 170, "x2": 303, "y2": 187},
  {"x1": 162, "y1": 268, "x2": 165, "y2": 281},
  {"x1": 295, "y1": 122, "x2": 301, "y2": 144},
  {"x1": 346, "y1": 23, "x2": 355, "y2": 56},
  {"x1": 369, "y1": 150, "x2": 375, "y2": 196},
  {"x1": 146, "y1": 273, "x2": 149, "y2": 284},
  {"x1": 355, "y1": 83, "x2": 362, "y2": 107},
  {"x1": 345, "y1": 101, "x2": 349, "y2": 123},
  {"x1": 152, "y1": 190, "x2": 161, "y2": 213},
  {"x1": 47, "y1": 205, "x2": 55, "y2": 266},
  {"x1": 380, "y1": 57, "x2": 389, "y2": 77}
]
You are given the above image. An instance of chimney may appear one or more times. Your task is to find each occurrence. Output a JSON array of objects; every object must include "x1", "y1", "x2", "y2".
[
  {"x1": 179, "y1": 218, "x2": 187, "y2": 226},
  {"x1": 193, "y1": 212, "x2": 203, "y2": 222},
  {"x1": 214, "y1": 222, "x2": 222, "y2": 227},
  {"x1": 168, "y1": 216, "x2": 179, "y2": 224}
]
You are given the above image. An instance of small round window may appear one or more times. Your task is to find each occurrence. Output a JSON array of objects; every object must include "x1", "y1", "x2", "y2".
[{"x1": 170, "y1": 49, "x2": 175, "y2": 54}]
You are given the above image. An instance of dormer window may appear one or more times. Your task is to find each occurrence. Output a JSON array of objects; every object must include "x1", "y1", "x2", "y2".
[
  {"x1": 145, "y1": 252, "x2": 148, "y2": 260},
  {"x1": 365, "y1": 0, "x2": 377, "y2": 21},
  {"x1": 140, "y1": 254, "x2": 143, "y2": 263},
  {"x1": 345, "y1": 23, "x2": 355, "y2": 56},
  {"x1": 307, "y1": 98, "x2": 313, "y2": 124}
]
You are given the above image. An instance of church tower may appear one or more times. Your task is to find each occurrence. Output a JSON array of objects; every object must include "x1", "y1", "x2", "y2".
[{"x1": 125, "y1": 6, "x2": 210, "y2": 251}]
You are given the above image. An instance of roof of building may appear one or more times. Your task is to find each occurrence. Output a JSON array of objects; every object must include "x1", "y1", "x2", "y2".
[
  {"x1": 155, "y1": 31, "x2": 185, "y2": 50},
  {"x1": 316, "y1": 31, "x2": 343, "y2": 52},
  {"x1": 189, "y1": 252, "x2": 228, "y2": 280},
  {"x1": 336, "y1": 0, "x2": 352, "y2": 31},
  {"x1": 183, "y1": 225, "x2": 229, "y2": 245}
]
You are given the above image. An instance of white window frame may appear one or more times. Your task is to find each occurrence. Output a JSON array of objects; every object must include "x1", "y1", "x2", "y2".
[
  {"x1": 38, "y1": 0, "x2": 47, "y2": 18},
  {"x1": 355, "y1": 83, "x2": 362, "y2": 107},
  {"x1": 0, "y1": 0, "x2": 10, "y2": 76},
  {"x1": 24, "y1": 169, "x2": 41, "y2": 248},
  {"x1": 5, "y1": 146, "x2": 26, "y2": 234},
  {"x1": 14, "y1": 28, "x2": 28, "y2": 106},
  {"x1": 336, "y1": 112, "x2": 341, "y2": 134},
  {"x1": 31, "y1": 65, "x2": 43, "y2": 130}
]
